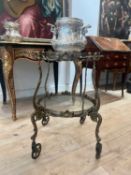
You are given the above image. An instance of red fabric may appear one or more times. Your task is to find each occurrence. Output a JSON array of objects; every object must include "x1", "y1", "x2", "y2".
[{"x1": 0, "y1": 4, "x2": 54, "y2": 38}]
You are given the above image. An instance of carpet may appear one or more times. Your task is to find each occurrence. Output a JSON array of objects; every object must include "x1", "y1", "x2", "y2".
[
  {"x1": 100, "y1": 91, "x2": 122, "y2": 105},
  {"x1": 87, "y1": 90, "x2": 122, "y2": 105}
]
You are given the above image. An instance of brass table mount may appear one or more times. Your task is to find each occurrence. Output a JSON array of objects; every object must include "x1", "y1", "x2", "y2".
[{"x1": 31, "y1": 51, "x2": 103, "y2": 160}]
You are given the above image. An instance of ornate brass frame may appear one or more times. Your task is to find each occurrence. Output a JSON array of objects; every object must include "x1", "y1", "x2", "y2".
[{"x1": 31, "y1": 51, "x2": 103, "y2": 159}]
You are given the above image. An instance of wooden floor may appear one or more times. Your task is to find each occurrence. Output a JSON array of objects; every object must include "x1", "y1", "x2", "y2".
[{"x1": 0, "y1": 90, "x2": 131, "y2": 175}]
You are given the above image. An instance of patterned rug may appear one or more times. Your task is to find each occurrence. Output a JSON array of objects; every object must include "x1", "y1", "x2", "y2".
[
  {"x1": 87, "y1": 90, "x2": 122, "y2": 105},
  {"x1": 100, "y1": 91, "x2": 122, "y2": 105}
]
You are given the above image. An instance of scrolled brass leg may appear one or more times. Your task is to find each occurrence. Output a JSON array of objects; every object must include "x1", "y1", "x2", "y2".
[
  {"x1": 31, "y1": 108, "x2": 50, "y2": 159},
  {"x1": 31, "y1": 112, "x2": 38, "y2": 144},
  {"x1": 31, "y1": 112, "x2": 42, "y2": 159},
  {"x1": 72, "y1": 60, "x2": 82, "y2": 102},
  {"x1": 95, "y1": 113, "x2": 102, "y2": 159}
]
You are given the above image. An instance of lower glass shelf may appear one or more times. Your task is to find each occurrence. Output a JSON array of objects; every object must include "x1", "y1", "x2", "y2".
[{"x1": 40, "y1": 93, "x2": 94, "y2": 117}]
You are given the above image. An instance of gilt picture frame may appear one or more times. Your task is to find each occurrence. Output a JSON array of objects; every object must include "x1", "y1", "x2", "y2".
[
  {"x1": 99, "y1": 0, "x2": 131, "y2": 39},
  {"x1": 62, "y1": 0, "x2": 72, "y2": 17}
]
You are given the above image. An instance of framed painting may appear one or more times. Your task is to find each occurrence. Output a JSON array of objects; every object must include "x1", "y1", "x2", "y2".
[
  {"x1": 99, "y1": 0, "x2": 131, "y2": 39},
  {"x1": 0, "y1": 0, "x2": 71, "y2": 39}
]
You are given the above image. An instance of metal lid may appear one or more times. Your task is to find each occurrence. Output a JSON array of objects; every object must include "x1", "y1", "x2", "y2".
[{"x1": 56, "y1": 17, "x2": 83, "y2": 26}]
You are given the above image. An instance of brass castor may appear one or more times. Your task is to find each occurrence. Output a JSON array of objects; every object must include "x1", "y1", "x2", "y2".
[
  {"x1": 80, "y1": 115, "x2": 86, "y2": 125},
  {"x1": 42, "y1": 115, "x2": 50, "y2": 126},
  {"x1": 96, "y1": 142, "x2": 102, "y2": 159},
  {"x1": 32, "y1": 143, "x2": 41, "y2": 159}
]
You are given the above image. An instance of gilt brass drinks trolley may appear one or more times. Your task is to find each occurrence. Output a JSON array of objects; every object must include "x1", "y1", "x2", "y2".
[
  {"x1": 30, "y1": 50, "x2": 103, "y2": 160},
  {"x1": 30, "y1": 17, "x2": 102, "y2": 160}
]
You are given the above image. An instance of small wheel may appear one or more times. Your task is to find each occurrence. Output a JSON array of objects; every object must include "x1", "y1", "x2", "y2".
[
  {"x1": 95, "y1": 142, "x2": 102, "y2": 159},
  {"x1": 32, "y1": 143, "x2": 41, "y2": 159},
  {"x1": 42, "y1": 115, "x2": 50, "y2": 126},
  {"x1": 80, "y1": 115, "x2": 86, "y2": 125}
]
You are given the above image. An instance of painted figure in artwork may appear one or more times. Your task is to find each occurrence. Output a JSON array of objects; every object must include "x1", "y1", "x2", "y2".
[
  {"x1": 0, "y1": 0, "x2": 62, "y2": 38},
  {"x1": 99, "y1": 0, "x2": 131, "y2": 39}
]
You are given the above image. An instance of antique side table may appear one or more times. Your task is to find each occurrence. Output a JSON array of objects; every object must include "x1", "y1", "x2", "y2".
[
  {"x1": 79, "y1": 36, "x2": 131, "y2": 97},
  {"x1": 0, "y1": 39, "x2": 59, "y2": 120},
  {"x1": 30, "y1": 51, "x2": 103, "y2": 160}
]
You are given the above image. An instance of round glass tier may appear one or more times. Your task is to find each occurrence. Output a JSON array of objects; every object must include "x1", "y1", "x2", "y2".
[{"x1": 41, "y1": 93, "x2": 94, "y2": 116}]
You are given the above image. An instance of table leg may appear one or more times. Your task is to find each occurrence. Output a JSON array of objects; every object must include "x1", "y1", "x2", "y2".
[
  {"x1": 72, "y1": 60, "x2": 82, "y2": 97},
  {"x1": 0, "y1": 60, "x2": 7, "y2": 103},
  {"x1": 121, "y1": 72, "x2": 126, "y2": 97},
  {"x1": 2, "y1": 47, "x2": 16, "y2": 121},
  {"x1": 53, "y1": 62, "x2": 58, "y2": 94}
]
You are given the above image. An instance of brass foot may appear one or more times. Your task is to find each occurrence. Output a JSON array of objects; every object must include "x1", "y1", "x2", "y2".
[{"x1": 32, "y1": 142, "x2": 41, "y2": 159}]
